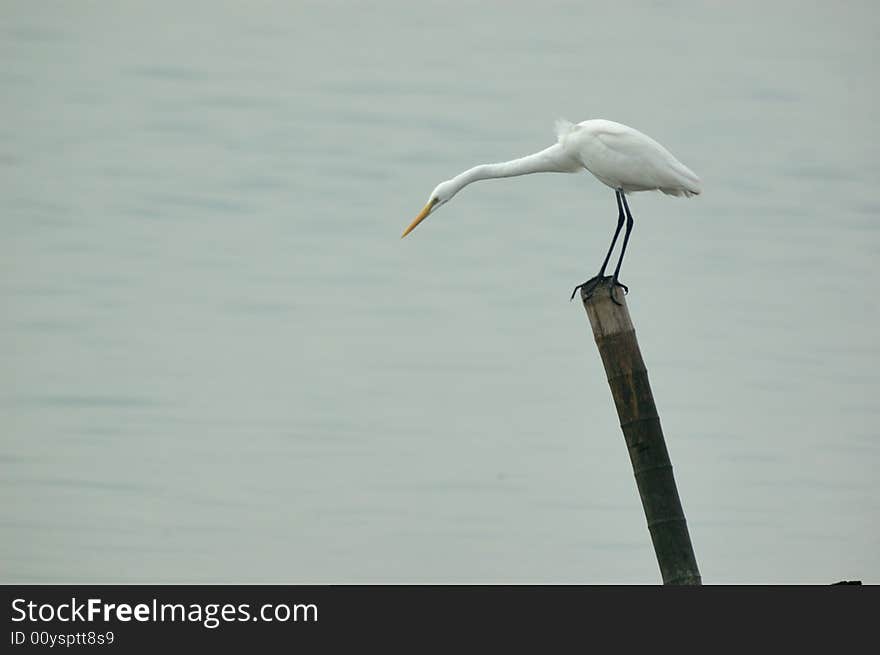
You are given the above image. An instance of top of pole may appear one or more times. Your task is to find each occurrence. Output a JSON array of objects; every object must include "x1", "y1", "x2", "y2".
[
  {"x1": 578, "y1": 276, "x2": 702, "y2": 585},
  {"x1": 581, "y1": 280, "x2": 633, "y2": 338}
]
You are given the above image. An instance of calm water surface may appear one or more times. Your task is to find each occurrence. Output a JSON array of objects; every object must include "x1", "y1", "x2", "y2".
[{"x1": 1, "y1": 1, "x2": 878, "y2": 583}]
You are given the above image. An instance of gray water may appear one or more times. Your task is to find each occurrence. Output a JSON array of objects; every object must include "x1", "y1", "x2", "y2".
[{"x1": 2, "y1": 1, "x2": 878, "y2": 583}]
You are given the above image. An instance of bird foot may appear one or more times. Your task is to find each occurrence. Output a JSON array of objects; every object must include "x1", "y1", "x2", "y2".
[
  {"x1": 570, "y1": 275, "x2": 606, "y2": 301},
  {"x1": 570, "y1": 275, "x2": 628, "y2": 305},
  {"x1": 609, "y1": 278, "x2": 629, "y2": 305}
]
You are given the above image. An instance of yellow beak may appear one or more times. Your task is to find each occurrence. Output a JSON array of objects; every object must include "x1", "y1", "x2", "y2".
[{"x1": 401, "y1": 199, "x2": 437, "y2": 239}]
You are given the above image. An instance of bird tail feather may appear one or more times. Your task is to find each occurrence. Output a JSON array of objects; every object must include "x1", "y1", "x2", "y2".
[{"x1": 662, "y1": 161, "x2": 702, "y2": 196}]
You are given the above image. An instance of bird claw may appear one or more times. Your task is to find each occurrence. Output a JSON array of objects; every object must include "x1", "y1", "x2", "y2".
[
  {"x1": 570, "y1": 275, "x2": 629, "y2": 304},
  {"x1": 570, "y1": 275, "x2": 607, "y2": 301},
  {"x1": 609, "y1": 279, "x2": 628, "y2": 306}
]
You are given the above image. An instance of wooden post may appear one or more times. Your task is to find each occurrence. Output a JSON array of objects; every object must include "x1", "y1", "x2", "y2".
[{"x1": 580, "y1": 279, "x2": 701, "y2": 585}]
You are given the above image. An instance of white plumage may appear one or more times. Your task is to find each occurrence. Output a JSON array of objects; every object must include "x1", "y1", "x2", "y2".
[
  {"x1": 555, "y1": 119, "x2": 701, "y2": 197},
  {"x1": 401, "y1": 118, "x2": 701, "y2": 302}
]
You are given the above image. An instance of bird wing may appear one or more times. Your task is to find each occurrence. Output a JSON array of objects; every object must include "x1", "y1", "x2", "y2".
[
  {"x1": 571, "y1": 121, "x2": 701, "y2": 195},
  {"x1": 593, "y1": 128, "x2": 677, "y2": 190}
]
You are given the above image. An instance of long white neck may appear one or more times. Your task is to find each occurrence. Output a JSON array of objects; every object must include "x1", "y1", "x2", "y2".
[{"x1": 448, "y1": 143, "x2": 577, "y2": 196}]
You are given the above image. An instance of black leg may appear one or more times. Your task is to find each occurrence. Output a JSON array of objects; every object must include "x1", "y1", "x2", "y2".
[
  {"x1": 569, "y1": 190, "x2": 627, "y2": 301},
  {"x1": 607, "y1": 192, "x2": 635, "y2": 305},
  {"x1": 598, "y1": 191, "x2": 626, "y2": 276}
]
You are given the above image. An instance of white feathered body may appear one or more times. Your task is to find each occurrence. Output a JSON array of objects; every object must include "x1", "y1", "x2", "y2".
[
  {"x1": 555, "y1": 119, "x2": 701, "y2": 197},
  {"x1": 401, "y1": 118, "x2": 701, "y2": 239}
]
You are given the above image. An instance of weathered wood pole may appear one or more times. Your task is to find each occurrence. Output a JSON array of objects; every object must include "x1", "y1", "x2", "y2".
[{"x1": 580, "y1": 278, "x2": 701, "y2": 585}]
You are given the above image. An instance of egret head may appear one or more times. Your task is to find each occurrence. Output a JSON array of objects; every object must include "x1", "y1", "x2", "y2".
[{"x1": 401, "y1": 180, "x2": 458, "y2": 238}]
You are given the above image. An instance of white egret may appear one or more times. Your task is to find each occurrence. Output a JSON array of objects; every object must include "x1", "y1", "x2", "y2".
[{"x1": 401, "y1": 119, "x2": 701, "y2": 303}]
